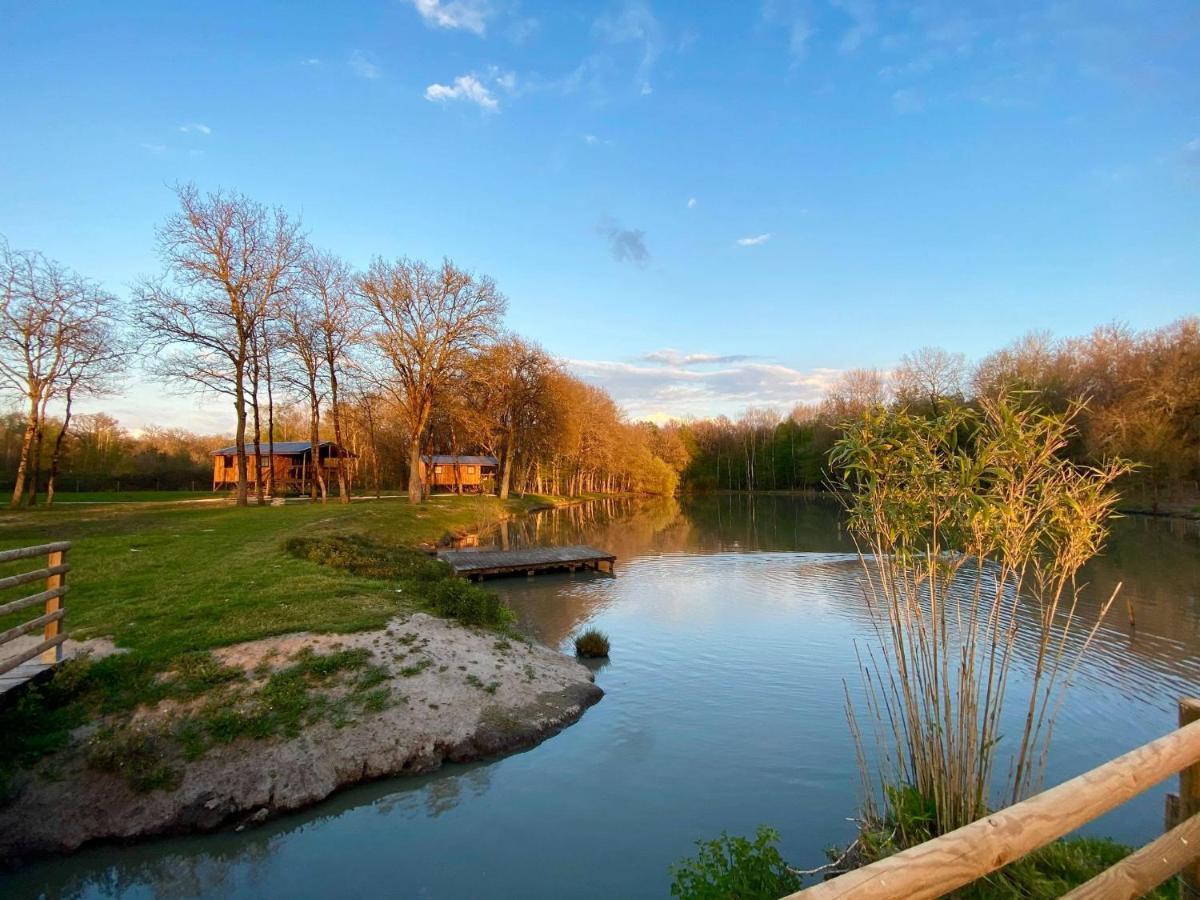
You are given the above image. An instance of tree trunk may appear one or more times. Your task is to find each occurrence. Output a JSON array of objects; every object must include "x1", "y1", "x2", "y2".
[
  {"x1": 10, "y1": 393, "x2": 39, "y2": 508},
  {"x1": 46, "y1": 387, "x2": 76, "y2": 506},
  {"x1": 264, "y1": 338, "x2": 276, "y2": 498},
  {"x1": 327, "y1": 359, "x2": 350, "y2": 503},
  {"x1": 309, "y1": 380, "x2": 326, "y2": 502},
  {"x1": 499, "y1": 441, "x2": 514, "y2": 500},
  {"x1": 407, "y1": 435, "x2": 424, "y2": 503},
  {"x1": 251, "y1": 370, "x2": 264, "y2": 505},
  {"x1": 234, "y1": 365, "x2": 249, "y2": 507}
]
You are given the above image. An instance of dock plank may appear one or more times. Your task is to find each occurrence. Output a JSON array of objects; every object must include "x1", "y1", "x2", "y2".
[{"x1": 437, "y1": 545, "x2": 616, "y2": 579}]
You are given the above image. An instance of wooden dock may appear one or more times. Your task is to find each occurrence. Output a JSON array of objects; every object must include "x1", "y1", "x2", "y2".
[
  {"x1": 0, "y1": 541, "x2": 71, "y2": 700},
  {"x1": 437, "y1": 545, "x2": 616, "y2": 580}
]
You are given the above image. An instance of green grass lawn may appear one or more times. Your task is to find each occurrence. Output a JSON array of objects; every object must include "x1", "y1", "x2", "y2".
[
  {"x1": 43, "y1": 490, "x2": 218, "y2": 504},
  {"x1": 0, "y1": 494, "x2": 544, "y2": 659}
]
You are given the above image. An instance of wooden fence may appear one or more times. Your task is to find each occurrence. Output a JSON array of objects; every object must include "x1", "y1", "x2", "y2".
[
  {"x1": 0, "y1": 541, "x2": 71, "y2": 677},
  {"x1": 786, "y1": 698, "x2": 1200, "y2": 900}
]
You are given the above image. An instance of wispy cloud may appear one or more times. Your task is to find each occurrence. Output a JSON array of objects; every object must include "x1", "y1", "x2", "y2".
[
  {"x1": 570, "y1": 353, "x2": 840, "y2": 420},
  {"x1": 597, "y1": 217, "x2": 649, "y2": 265},
  {"x1": 177, "y1": 123, "x2": 211, "y2": 135},
  {"x1": 832, "y1": 0, "x2": 877, "y2": 54},
  {"x1": 349, "y1": 50, "x2": 381, "y2": 79},
  {"x1": 425, "y1": 73, "x2": 499, "y2": 110},
  {"x1": 642, "y1": 350, "x2": 757, "y2": 366},
  {"x1": 687, "y1": 197, "x2": 697, "y2": 209},
  {"x1": 1184, "y1": 138, "x2": 1200, "y2": 176},
  {"x1": 408, "y1": 0, "x2": 490, "y2": 35},
  {"x1": 583, "y1": 133, "x2": 615, "y2": 146},
  {"x1": 141, "y1": 143, "x2": 167, "y2": 154},
  {"x1": 301, "y1": 57, "x2": 322, "y2": 67},
  {"x1": 736, "y1": 233, "x2": 771, "y2": 246},
  {"x1": 761, "y1": 0, "x2": 815, "y2": 60},
  {"x1": 891, "y1": 87, "x2": 924, "y2": 113},
  {"x1": 594, "y1": 1, "x2": 662, "y2": 96}
]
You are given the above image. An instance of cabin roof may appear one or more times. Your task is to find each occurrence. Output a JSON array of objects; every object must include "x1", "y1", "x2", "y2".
[
  {"x1": 211, "y1": 440, "x2": 347, "y2": 456},
  {"x1": 424, "y1": 454, "x2": 499, "y2": 466}
]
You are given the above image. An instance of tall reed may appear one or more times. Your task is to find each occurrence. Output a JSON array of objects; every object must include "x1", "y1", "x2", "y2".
[{"x1": 831, "y1": 395, "x2": 1130, "y2": 837}]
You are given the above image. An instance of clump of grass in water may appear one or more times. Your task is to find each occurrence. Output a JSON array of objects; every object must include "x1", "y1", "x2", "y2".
[
  {"x1": 573, "y1": 628, "x2": 610, "y2": 658},
  {"x1": 831, "y1": 395, "x2": 1130, "y2": 836}
]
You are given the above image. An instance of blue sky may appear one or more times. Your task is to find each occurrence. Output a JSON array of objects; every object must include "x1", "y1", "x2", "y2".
[{"x1": 1, "y1": 0, "x2": 1197, "y2": 429}]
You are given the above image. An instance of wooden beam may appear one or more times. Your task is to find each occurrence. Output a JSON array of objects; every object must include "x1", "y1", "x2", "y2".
[
  {"x1": 1061, "y1": 812, "x2": 1200, "y2": 900},
  {"x1": 42, "y1": 548, "x2": 65, "y2": 664},
  {"x1": 1181, "y1": 699, "x2": 1200, "y2": 897},
  {"x1": 787, "y1": 711, "x2": 1200, "y2": 900},
  {"x1": 0, "y1": 541, "x2": 71, "y2": 564},
  {"x1": 0, "y1": 608, "x2": 65, "y2": 648},
  {"x1": 0, "y1": 634, "x2": 67, "y2": 677},
  {"x1": 0, "y1": 585, "x2": 68, "y2": 618},
  {"x1": 0, "y1": 563, "x2": 70, "y2": 593}
]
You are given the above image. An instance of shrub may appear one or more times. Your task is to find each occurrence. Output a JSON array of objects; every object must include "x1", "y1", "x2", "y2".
[
  {"x1": 85, "y1": 726, "x2": 182, "y2": 793},
  {"x1": 284, "y1": 533, "x2": 447, "y2": 581},
  {"x1": 669, "y1": 826, "x2": 801, "y2": 899},
  {"x1": 426, "y1": 579, "x2": 514, "y2": 628},
  {"x1": 573, "y1": 628, "x2": 610, "y2": 658}
]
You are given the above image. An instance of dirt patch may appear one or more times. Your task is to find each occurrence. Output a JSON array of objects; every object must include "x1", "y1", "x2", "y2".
[{"x1": 0, "y1": 614, "x2": 601, "y2": 862}]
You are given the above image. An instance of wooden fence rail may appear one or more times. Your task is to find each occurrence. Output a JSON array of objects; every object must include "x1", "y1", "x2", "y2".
[
  {"x1": 0, "y1": 541, "x2": 71, "y2": 678},
  {"x1": 786, "y1": 698, "x2": 1200, "y2": 900}
]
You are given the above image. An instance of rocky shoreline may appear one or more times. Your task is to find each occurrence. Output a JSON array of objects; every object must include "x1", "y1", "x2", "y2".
[{"x1": 0, "y1": 613, "x2": 602, "y2": 863}]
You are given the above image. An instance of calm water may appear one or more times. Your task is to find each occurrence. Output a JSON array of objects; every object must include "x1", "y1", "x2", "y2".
[{"x1": 4, "y1": 496, "x2": 1199, "y2": 899}]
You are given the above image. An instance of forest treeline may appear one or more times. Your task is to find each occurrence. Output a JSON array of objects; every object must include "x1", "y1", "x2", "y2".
[
  {"x1": 670, "y1": 324, "x2": 1200, "y2": 509},
  {"x1": 0, "y1": 185, "x2": 683, "y2": 506},
  {"x1": 2, "y1": 185, "x2": 1196, "y2": 508}
]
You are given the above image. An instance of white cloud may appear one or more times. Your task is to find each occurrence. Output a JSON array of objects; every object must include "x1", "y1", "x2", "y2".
[
  {"x1": 177, "y1": 123, "x2": 211, "y2": 135},
  {"x1": 594, "y1": 1, "x2": 662, "y2": 95},
  {"x1": 687, "y1": 197, "x2": 697, "y2": 209},
  {"x1": 832, "y1": 0, "x2": 877, "y2": 54},
  {"x1": 425, "y1": 74, "x2": 498, "y2": 110},
  {"x1": 761, "y1": 0, "x2": 815, "y2": 59},
  {"x1": 891, "y1": 87, "x2": 924, "y2": 113},
  {"x1": 141, "y1": 143, "x2": 167, "y2": 154},
  {"x1": 349, "y1": 50, "x2": 381, "y2": 79},
  {"x1": 301, "y1": 57, "x2": 322, "y2": 66},
  {"x1": 409, "y1": 0, "x2": 490, "y2": 35},
  {"x1": 570, "y1": 353, "x2": 841, "y2": 420},
  {"x1": 736, "y1": 233, "x2": 772, "y2": 246}
]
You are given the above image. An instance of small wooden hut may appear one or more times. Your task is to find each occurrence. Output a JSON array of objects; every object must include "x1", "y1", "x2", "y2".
[
  {"x1": 419, "y1": 454, "x2": 498, "y2": 494},
  {"x1": 211, "y1": 441, "x2": 355, "y2": 495}
]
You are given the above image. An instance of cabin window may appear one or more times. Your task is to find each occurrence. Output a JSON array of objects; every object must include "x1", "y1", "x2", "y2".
[
  {"x1": 466, "y1": 465, "x2": 475, "y2": 474},
  {"x1": 435, "y1": 465, "x2": 444, "y2": 474}
]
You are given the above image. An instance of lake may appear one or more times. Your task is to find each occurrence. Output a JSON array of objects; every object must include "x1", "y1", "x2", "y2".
[{"x1": 4, "y1": 495, "x2": 1199, "y2": 898}]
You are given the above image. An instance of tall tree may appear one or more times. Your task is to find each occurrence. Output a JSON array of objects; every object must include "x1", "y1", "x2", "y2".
[
  {"x1": 277, "y1": 291, "x2": 328, "y2": 501},
  {"x1": 0, "y1": 241, "x2": 123, "y2": 507},
  {"x1": 303, "y1": 249, "x2": 361, "y2": 502},
  {"x1": 358, "y1": 258, "x2": 506, "y2": 503},
  {"x1": 893, "y1": 346, "x2": 966, "y2": 413},
  {"x1": 134, "y1": 185, "x2": 302, "y2": 506}
]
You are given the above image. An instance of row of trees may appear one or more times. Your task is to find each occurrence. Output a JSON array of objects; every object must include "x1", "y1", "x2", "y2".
[
  {"x1": 673, "y1": 320, "x2": 1200, "y2": 505},
  {"x1": 1, "y1": 185, "x2": 685, "y2": 506}
]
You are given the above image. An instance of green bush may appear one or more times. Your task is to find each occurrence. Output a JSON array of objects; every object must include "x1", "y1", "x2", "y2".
[
  {"x1": 670, "y1": 826, "x2": 801, "y2": 899},
  {"x1": 426, "y1": 579, "x2": 514, "y2": 628},
  {"x1": 573, "y1": 628, "x2": 610, "y2": 658},
  {"x1": 285, "y1": 533, "x2": 448, "y2": 581}
]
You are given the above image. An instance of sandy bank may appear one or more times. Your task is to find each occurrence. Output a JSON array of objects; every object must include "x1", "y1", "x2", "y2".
[{"x1": 0, "y1": 613, "x2": 602, "y2": 862}]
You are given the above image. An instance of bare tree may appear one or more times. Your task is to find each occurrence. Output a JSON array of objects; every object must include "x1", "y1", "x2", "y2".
[
  {"x1": 820, "y1": 368, "x2": 889, "y2": 422},
  {"x1": 277, "y1": 291, "x2": 328, "y2": 500},
  {"x1": 303, "y1": 249, "x2": 361, "y2": 502},
  {"x1": 134, "y1": 185, "x2": 302, "y2": 506},
  {"x1": 0, "y1": 241, "x2": 123, "y2": 507},
  {"x1": 358, "y1": 258, "x2": 506, "y2": 503},
  {"x1": 893, "y1": 346, "x2": 966, "y2": 413}
]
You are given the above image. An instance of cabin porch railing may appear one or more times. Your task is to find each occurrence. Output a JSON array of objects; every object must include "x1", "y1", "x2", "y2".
[
  {"x1": 0, "y1": 541, "x2": 71, "y2": 675},
  {"x1": 786, "y1": 698, "x2": 1200, "y2": 900}
]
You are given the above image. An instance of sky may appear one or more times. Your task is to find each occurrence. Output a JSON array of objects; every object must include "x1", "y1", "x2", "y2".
[{"x1": 1, "y1": 0, "x2": 1197, "y2": 431}]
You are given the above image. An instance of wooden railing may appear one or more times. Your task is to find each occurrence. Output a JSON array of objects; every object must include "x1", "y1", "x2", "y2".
[
  {"x1": 787, "y1": 698, "x2": 1200, "y2": 900},
  {"x1": 0, "y1": 541, "x2": 71, "y2": 676}
]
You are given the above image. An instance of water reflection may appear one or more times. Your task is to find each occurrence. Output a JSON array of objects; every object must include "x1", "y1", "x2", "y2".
[{"x1": 2, "y1": 497, "x2": 1197, "y2": 899}]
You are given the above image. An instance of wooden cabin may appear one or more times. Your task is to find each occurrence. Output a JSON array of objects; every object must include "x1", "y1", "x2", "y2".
[
  {"x1": 211, "y1": 441, "x2": 356, "y2": 495},
  {"x1": 419, "y1": 454, "x2": 498, "y2": 494}
]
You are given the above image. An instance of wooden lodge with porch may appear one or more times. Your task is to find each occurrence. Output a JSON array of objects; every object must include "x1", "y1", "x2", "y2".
[
  {"x1": 420, "y1": 454, "x2": 498, "y2": 494},
  {"x1": 211, "y1": 441, "x2": 356, "y2": 495}
]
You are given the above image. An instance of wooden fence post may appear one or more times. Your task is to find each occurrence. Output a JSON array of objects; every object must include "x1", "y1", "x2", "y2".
[
  {"x1": 40, "y1": 547, "x2": 65, "y2": 665},
  {"x1": 1180, "y1": 698, "x2": 1200, "y2": 898}
]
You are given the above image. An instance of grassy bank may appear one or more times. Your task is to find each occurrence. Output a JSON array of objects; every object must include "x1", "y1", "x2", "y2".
[
  {"x1": 0, "y1": 493, "x2": 553, "y2": 797},
  {"x1": 0, "y1": 493, "x2": 548, "y2": 657}
]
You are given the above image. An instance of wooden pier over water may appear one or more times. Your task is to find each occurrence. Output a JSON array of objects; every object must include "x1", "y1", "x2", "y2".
[{"x1": 438, "y1": 545, "x2": 616, "y2": 580}]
